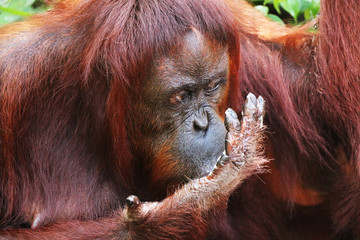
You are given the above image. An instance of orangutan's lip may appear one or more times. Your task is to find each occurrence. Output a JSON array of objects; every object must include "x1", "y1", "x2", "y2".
[
  {"x1": 192, "y1": 151, "x2": 227, "y2": 179},
  {"x1": 205, "y1": 151, "x2": 227, "y2": 176},
  {"x1": 215, "y1": 152, "x2": 223, "y2": 166}
]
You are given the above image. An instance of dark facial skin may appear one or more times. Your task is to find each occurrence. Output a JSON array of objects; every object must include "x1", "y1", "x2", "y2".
[{"x1": 135, "y1": 30, "x2": 229, "y2": 189}]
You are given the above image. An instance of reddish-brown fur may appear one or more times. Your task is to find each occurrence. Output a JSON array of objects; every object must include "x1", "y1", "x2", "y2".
[
  {"x1": 217, "y1": 0, "x2": 360, "y2": 239},
  {"x1": 0, "y1": 0, "x2": 246, "y2": 238},
  {"x1": 0, "y1": 0, "x2": 359, "y2": 239}
]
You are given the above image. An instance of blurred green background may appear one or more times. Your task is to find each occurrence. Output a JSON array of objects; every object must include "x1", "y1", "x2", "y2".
[
  {"x1": 0, "y1": 0, "x2": 319, "y2": 26},
  {"x1": 0, "y1": 0, "x2": 48, "y2": 25},
  {"x1": 250, "y1": 0, "x2": 319, "y2": 24}
]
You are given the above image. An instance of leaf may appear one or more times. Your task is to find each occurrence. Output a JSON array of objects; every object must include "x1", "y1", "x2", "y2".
[
  {"x1": 254, "y1": 5, "x2": 269, "y2": 16},
  {"x1": 0, "y1": 0, "x2": 42, "y2": 25},
  {"x1": 299, "y1": 0, "x2": 311, "y2": 12},
  {"x1": 304, "y1": 8, "x2": 311, "y2": 20},
  {"x1": 309, "y1": 0, "x2": 320, "y2": 16},
  {"x1": 267, "y1": 14, "x2": 285, "y2": 25},
  {"x1": 0, "y1": 13, "x2": 20, "y2": 24},
  {"x1": 0, "y1": 6, "x2": 32, "y2": 16},
  {"x1": 280, "y1": 0, "x2": 301, "y2": 22},
  {"x1": 250, "y1": 0, "x2": 264, "y2": 3},
  {"x1": 7, "y1": 0, "x2": 35, "y2": 9},
  {"x1": 273, "y1": 0, "x2": 281, "y2": 14},
  {"x1": 263, "y1": 0, "x2": 273, "y2": 5}
]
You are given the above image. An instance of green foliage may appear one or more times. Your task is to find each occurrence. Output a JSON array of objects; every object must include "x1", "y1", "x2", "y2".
[
  {"x1": 251, "y1": 0, "x2": 320, "y2": 24},
  {"x1": 0, "y1": 0, "x2": 320, "y2": 26},
  {"x1": 0, "y1": 0, "x2": 47, "y2": 25}
]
